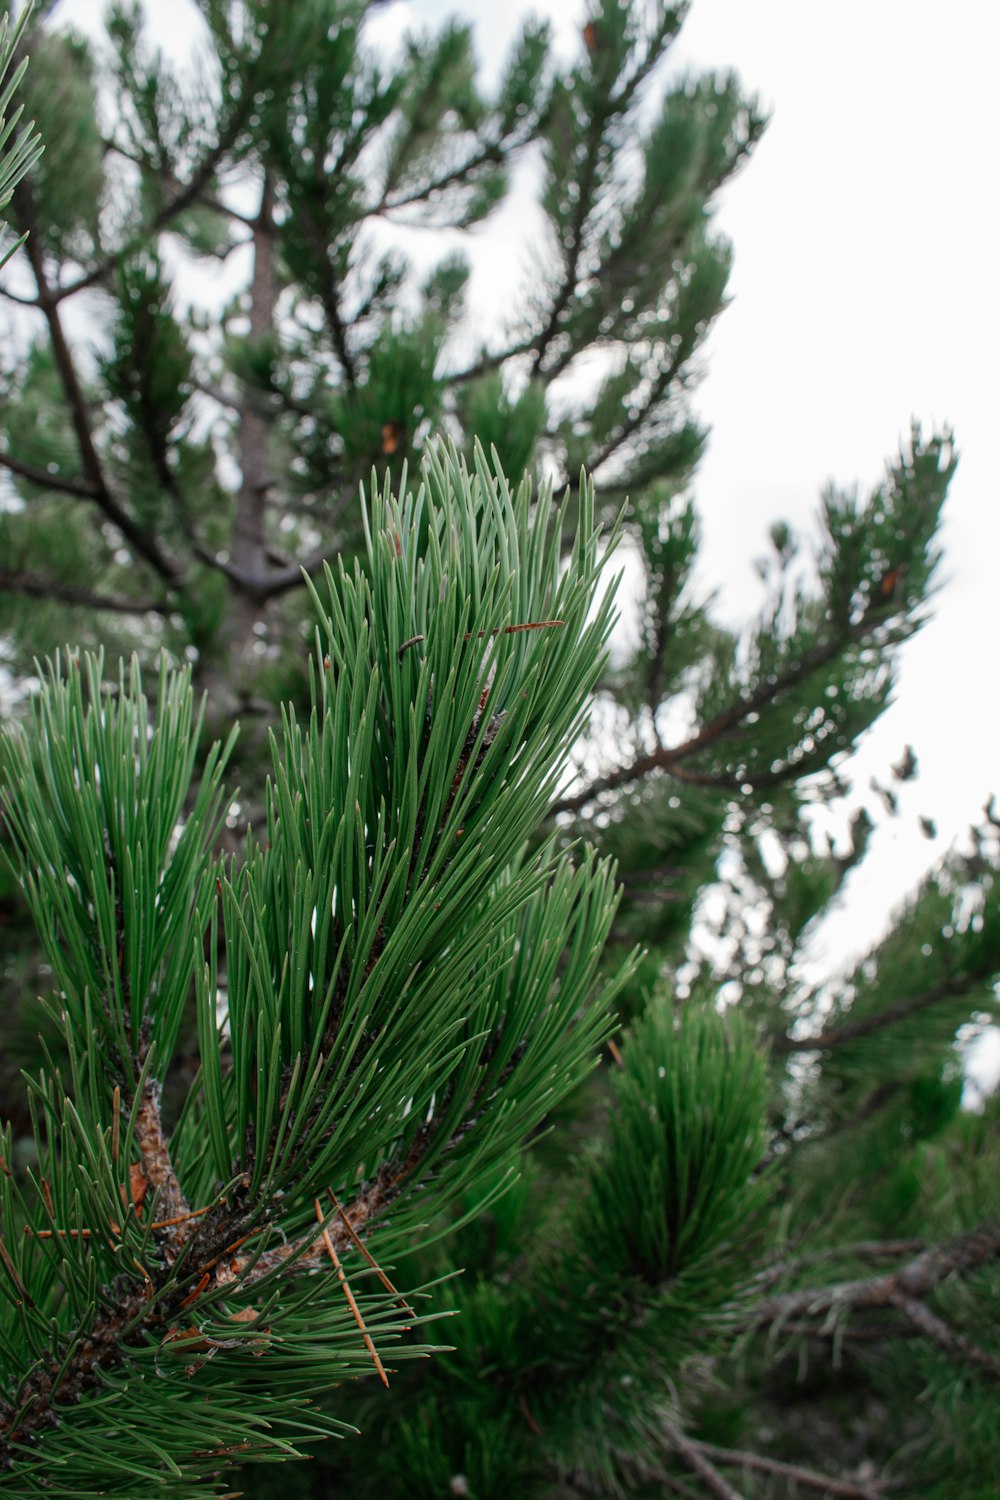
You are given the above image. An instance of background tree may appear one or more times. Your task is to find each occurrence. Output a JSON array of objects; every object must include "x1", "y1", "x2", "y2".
[{"x1": 1, "y1": 2, "x2": 997, "y2": 1497}]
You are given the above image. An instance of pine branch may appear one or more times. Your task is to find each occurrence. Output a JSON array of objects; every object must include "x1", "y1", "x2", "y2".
[
  {"x1": 38, "y1": 100, "x2": 253, "y2": 306},
  {"x1": 231, "y1": 177, "x2": 276, "y2": 571},
  {"x1": 771, "y1": 971, "x2": 991, "y2": 1054},
  {"x1": 100, "y1": 139, "x2": 257, "y2": 234},
  {"x1": 531, "y1": 124, "x2": 602, "y2": 378},
  {"x1": 587, "y1": 337, "x2": 692, "y2": 480},
  {"x1": 752, "y1": 1220, "x2": 1000, "y2": 1359},
  {"x1": 0, "y1": 1153, "x2": 418, "y2": 1467},
  {"x1": 0, "y1": 449, "x2": 98, "y2": 499},
  {"x1": 446, "y1": 333, "x2": 539, "y2": 387},
  {"x1": 889, "y1": 1293, "x2": 1000, "y2": 1378},
  {"x1": 684, "y1": 1439, "x2": 886, "y2": 1500},
  {"x1": 12, "y1": 183, "x2": 183, "y2": 586},
  {"x1": 376, "y1": 140, "x2": 501, "y2": 214},
  {"x1": 609, "y1": 10, "x2": 691, "y2": 118},
  {"x1": 370, "y1": 42, "x2": 542, "y2": 221},
  {"x1": 553, "y1": 616, "x2": 880, "y2": 813},
  {"x1": 298, "y1": 203, "x2": 357, "y2": 385},
  {"x1": 665, "y1": 1423, "x2": 748, "y2": 1500},
  {"x1": 0, "y1": 568, "x2": 169, "y2": 615}
]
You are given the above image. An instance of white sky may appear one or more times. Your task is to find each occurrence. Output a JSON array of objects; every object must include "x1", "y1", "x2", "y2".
[{"x1": 40, "y1": 1, "x2": 999, "y2": 1066}]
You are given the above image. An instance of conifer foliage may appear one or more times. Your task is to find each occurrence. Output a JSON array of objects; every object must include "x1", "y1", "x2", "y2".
[
  {"x1": 0, "y1": 445, "x2": 629, "y2": 1492},
  {"x1": 0, "y1": 3, "x2": 42, "y2": 270},
  {"x1": 1, "y1": 3, "x2": 998, "y2": 1498}
]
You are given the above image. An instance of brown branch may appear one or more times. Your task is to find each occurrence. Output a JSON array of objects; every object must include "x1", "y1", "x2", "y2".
[
  {"x1": 772, "y1": 972, "x2": 989, "y2": 1054},
  {"x1": 756, "y1": 1239, "x2": 925, "y2": 1287},
  {"x1": 553, "y1": 619, "x2": 878, "y2": 814},
  {"x1": 133, "y1": 1083, "x2": 192, "y2": 1259},
  {"x1": 0, "y1": 569, "x2": 170, "y2": 616},
  {"x1": 0, "y1": 1142, "x2": 422, "y2": 1470},
  {"x1": 0, "y1": 449, "x2": 99, "y2": 499},
  {"x1": 687, "y1": 1439, "x2": 885, "y2": 1499},
  {"x1": 12, "y1": 186, "x2": 183, "y2": 586},
  {"x1": 753, "y1": 1220, "x2": 1000, "y2": 1331},
  {"x1": 890, "y1": 1293, "x2": 1000, "y2": 1378},
  {"x1": 665, "y1": 1423, "x2": 747, "y2": 1500}
]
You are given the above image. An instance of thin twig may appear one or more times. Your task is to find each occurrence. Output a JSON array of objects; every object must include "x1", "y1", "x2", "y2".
[
  {"x1": 665, "y1": 1423, "x2": 747, "y2": 1500},
  {"x1": 753, "y1": 1221, "x2": 1000, "y2": 1335},
  {"x1": 688, "y1": 1438, "x2": 886, "y2": 1499},
  {"x1": 890, "y1": 1292, "x2": 1000, "y2": 1378}
]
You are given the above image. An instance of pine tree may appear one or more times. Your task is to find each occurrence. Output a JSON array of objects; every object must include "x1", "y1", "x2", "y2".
[
  {"x1": 1, "y1": 3, "x2": 997, "y2": 1498},
  {"x1": 0, "y1": 0, "x2": 761, "y2": 1148}
]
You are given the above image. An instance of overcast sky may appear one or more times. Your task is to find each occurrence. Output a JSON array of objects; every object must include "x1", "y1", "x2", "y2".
[
  {"x1": 46, "y1": 0, "x2": 998, "y2": 1069},
  {"x1": 384, "y1": 0, "x2": 999, "y2": 962}
]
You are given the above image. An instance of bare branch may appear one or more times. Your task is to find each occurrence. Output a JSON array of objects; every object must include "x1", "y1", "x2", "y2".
[
  {"x1": 753, "y1": 1221, "x2": 1000, "y2": 1336},
  {"x1": 665, "y1": 1423, "x2": 747, "y2": 1500},
  {"x1": 756, "y1": 1239, "x2": 925, "y2": 1287},
  {"x1": 890, "y1": 1293, "x2": 1000, "y2": 1378},
  {"x1": 686, "y1": 1439, "x2": 886, "y2": 1500}
]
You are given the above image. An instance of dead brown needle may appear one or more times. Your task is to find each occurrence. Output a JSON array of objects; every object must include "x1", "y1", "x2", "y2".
[
  {"x1": 111, "y1": 1086, "x2": 120, "y2": 1169},
  {"x1": 28, "y1": 1227, "x2": 92, "y2": 1239},
  {"x1": 150, "y1": 1203, "x2": 213, "y2": 1231},
  {"x1": 463, "y1": 619, "x2": 564, "y2": 641},
  {"x1": 327, "y1": 1188, "x2": 416, "y2": 1324},
  {"x1": 314, "y1": 1198, "x2": 389, "y2": 1387}
]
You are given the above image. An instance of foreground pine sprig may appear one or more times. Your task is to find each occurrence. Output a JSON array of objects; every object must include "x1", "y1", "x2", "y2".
[{"x1": 0, "y1": 443, "x2": 631, "y2": 1495}]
